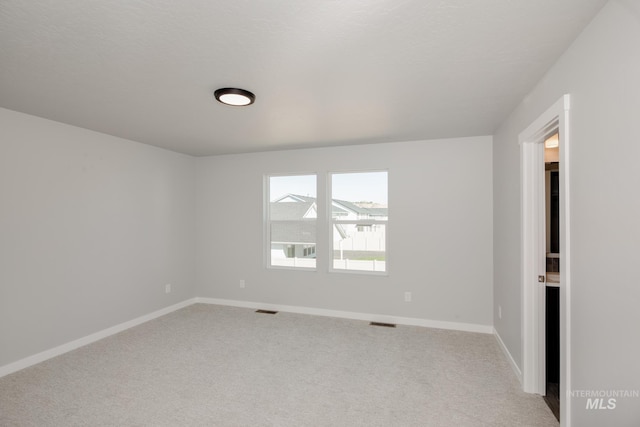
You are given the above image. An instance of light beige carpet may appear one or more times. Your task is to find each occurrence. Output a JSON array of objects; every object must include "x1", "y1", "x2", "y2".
[{"x1": 0, "y1": 304, "x2": 559, "y2": 426}]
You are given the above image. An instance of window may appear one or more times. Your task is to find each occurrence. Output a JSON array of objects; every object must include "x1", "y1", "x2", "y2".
[
  {"x1": 330, "y1": 171, "x2": 388, "y2": 273},
  {"x1": 265, "y1": 171, "x2": 388, "y2": 273},
  {"x1": 267, "y1": 175, "x2": 317, "y2": 269}
]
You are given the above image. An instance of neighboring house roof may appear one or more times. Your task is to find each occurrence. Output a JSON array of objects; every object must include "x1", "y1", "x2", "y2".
[
  {"x1": 270, "y1": 201, "x2": 316, "y2": 220},
  {"x1": 270, "y1": 222, "x2": 316, "y2": 244},
  {"x1": 270, "y1": 200, "x2": 316, "y2": 244},
  {"x1": 275, "y1": 194, "x2": 387, "y2": 218},
  {"x1": 366, "y1": 207, "x2": 389, "y2": 217},
  {"x1": 333, "y1": 199, "x2": 388, "y2": 217},
  {"x1": 333, "y1": 199, "x2": 370, "y2": 215},
  {"x1": 331, "y1": 205, "x2": 349, "y2": 217},
  {"x1": 273, "y1": 194, "x2": 315, "y2": 203}
]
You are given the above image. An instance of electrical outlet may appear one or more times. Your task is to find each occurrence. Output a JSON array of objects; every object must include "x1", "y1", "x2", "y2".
[
  {"x1": 498, "y1": 305, "x2": 502, "y2": 319},
  {"x1": 165, "y1": 283, "x2": 171, "y2": 294},
  {"x1": 239, "y1": 279, "x2": 245, "y2": 288},
  {"x1": 404, "y1": 291, "x2": 412, "y2": 302}
]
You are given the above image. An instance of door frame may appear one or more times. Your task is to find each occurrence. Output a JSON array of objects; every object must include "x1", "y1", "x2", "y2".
[{"x1": 519, "y1": 94, "x2": 571, "y2": 425}]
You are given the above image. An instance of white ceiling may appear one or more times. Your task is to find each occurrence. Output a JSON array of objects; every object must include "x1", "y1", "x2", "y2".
[{"x1": 0, "y1": 0, "x2": 607, "y2": 156}]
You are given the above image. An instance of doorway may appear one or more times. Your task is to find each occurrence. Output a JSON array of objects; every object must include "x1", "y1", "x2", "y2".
[
  {"x1": 519, "y1": 95, "x2": 571, "y2": 425},
  {"x1": 544, "y1": 136, "x2": 560, "y2": 421}
]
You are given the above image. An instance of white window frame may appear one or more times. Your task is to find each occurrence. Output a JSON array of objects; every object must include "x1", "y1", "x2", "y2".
[
  {"x1": 327, "y1": 170, "x2": 389, "y2": 276},
  {"x1": 264, "y1": 173, "x2": 318, "y2": 271}
]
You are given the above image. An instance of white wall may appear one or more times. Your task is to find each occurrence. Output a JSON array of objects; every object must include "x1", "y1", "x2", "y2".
[
  {"x1": 1, "y1": 111, "x2": 492, "y2": 369},
  {"x1": 493, "y1": 1, "x2": 640, "y2": 425},
  {"x1": 196, "y1": 137, "x2": 493, "y2": 327},
  {"x1": 0, "y1": 108, "x2": 196, "y2": 367}
]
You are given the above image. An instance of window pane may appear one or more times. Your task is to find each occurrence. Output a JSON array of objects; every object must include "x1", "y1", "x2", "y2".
[
  {"x1": 268, "y1": 175, "x2": 317, "y2": 269},
  {"x1": 270, "y1": 222, "x2": 316, "y2": 268},
  {"x1": 331, "y1": 171, "x2": 388, "y2": 273},
  {"x1": 331, "y1": 172, "x2": 388, "y2": 220},
  {"x1": 270, "y1": 175, "x2": 316, "y2": 205},
  {"x1": 332, "y1": 224, "x2": 386, "y2": 272}
]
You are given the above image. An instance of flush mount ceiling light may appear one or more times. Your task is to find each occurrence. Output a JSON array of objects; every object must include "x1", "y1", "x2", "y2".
[{"x1": 214, "y1": 88, "x2": 255, "y2": 106}]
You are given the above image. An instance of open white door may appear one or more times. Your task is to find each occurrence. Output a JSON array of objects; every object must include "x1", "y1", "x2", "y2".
[
  {"x1": 519, "y1": 95, "x2": 571, "y2": 425},
  {"x1": 521, "y1": 132, "x2": 547, "y2": 395}
]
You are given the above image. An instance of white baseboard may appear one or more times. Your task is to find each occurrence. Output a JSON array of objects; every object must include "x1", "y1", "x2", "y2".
[
  {"x1": 0, "y1": 298, "x2": 197, "y2": 378},
  {"x1": 494, "y1": 327, "x2": 522, "y2": 384},
  {"x1": 195, "y1": 297, "x2": 494, "y2": 334}
]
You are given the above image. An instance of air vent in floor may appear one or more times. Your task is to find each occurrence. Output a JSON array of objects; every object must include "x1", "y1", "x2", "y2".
[
  {"x1": 370, "y1": 321, "x2": 396, "y2": 328},
  {"x1": 255, "y1": 309, "x2": 278, "y2": 315}
]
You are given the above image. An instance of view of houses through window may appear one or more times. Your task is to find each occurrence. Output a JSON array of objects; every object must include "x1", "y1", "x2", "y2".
[
  {"x1": 267, "y1": 171, "x2": 388, "y2": 273},
  {"x1": 330, "y1": 171, "x2": 388, "y2": 272},
  {"x1": 268, "y1": 175, "x2": 317, "y2": 269}
]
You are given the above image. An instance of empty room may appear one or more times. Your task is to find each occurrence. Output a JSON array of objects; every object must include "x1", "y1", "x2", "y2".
[{"x1": 1, "y1": 1, "x2": 639, "y2": 426}]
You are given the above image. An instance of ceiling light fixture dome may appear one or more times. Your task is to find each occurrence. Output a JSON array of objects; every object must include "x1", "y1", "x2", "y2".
[
  {"x1": 214, "y1": 88, "x2": 255, "y2": 106},
  {"x1": 544, "y1": 133, "x2": 559, "y2": 148}
]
